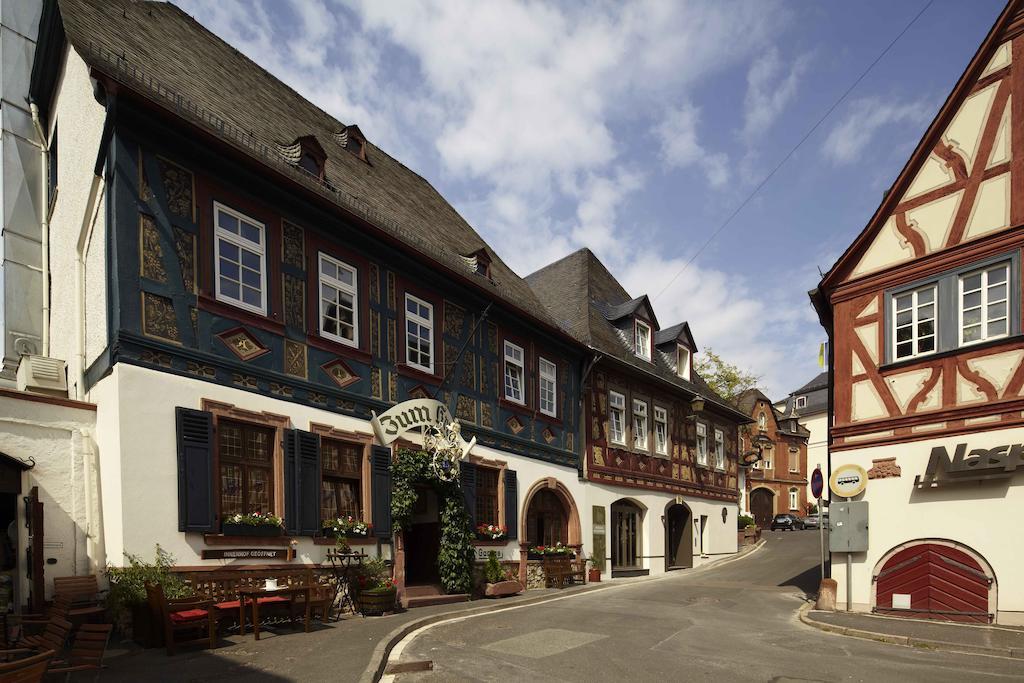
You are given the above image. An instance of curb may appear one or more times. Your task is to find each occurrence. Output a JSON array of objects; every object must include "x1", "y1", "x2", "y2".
[
  {"x1": 365, "y1": 542, "x2": 767, "y2": 681},
  {"x1": 797, "y1": 603, "x2": 1024, "y2": 660}
]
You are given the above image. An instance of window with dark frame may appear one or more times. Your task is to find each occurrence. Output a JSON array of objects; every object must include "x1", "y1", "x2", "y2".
[
  {"x1": 218, "y1": 419, "x2": 275, "y2": 517},
  {"x1": 475, "y1": 467, "x2": 500, "y2": 527},
  {"x1": 321, "y1": 438, "x2": 362, "y2": 521}
]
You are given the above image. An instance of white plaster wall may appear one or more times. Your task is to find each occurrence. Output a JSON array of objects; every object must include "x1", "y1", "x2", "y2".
[
  {"x1": 83, "y1": 196, "x2": 106, "y2": 367},
  {"x1": 0, "y1": 392, "x2": 99, "y2": 605},
  {"x1": 801, "y1": 410, "x2": 829, "y2": 502},
  {"x1": 830, "y1": 426, "x2": 1024, "y2": 624},
  {"x1": 103, "y1": 363, "x2": 586, "y2": 569},
  {"x1": 44, "y1": 46, "x2": 108, "y2": 396},
  {"x1": 584, "y1": 481, "x2": 737, "y2": 574}
]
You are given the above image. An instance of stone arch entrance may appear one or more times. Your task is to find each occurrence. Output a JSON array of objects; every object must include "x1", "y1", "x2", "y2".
[
  {"x1": 611, "y1": 498, "x2": 645, "y2": 575},
  {"x1": 665, "y1": 502, "x2": 693, "y2": 570},
  {"x1": 750, "y1": 487, "x2": 774, "y2": 528},
  {"x1": 872, "y1": 539, "x2": 997, "y2": 623}
]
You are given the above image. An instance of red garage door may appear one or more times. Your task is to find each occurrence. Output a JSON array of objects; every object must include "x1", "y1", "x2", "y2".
[{"x1": 875, "y1": 543, "x2": 993, "y2": 623}]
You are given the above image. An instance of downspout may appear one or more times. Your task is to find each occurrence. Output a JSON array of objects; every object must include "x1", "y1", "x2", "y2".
[{"x1": 29, "y1": 104, "x2": 49, "y2": 356}]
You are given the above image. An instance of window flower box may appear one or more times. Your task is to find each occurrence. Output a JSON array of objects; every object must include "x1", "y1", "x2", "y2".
[
  {"x1": 484, "y1": 580, "x2": 522, "y2": 598},
  {"x1": 321, "y1": 516, "x2": 372, "y2": 539},
  {"x1": 475, "y1": 523, "x2": 506, "y2": 542},
  {"x1": 222, "y1": 512, "x2": 284, "y2": 537}
]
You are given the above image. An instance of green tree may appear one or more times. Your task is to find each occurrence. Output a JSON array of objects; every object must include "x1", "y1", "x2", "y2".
[{"x1": 694, "y1": 348, "x2": 760, "y2": 402}]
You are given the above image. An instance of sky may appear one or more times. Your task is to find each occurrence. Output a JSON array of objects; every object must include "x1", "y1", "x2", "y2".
[{"x1": 175, "y1": 0, "x2": 1006, "y2": 398}]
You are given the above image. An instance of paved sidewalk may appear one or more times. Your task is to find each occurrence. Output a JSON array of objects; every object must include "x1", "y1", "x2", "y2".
[{"x1": 803, "y1": 608, "x2": 1024, "y2": 659}]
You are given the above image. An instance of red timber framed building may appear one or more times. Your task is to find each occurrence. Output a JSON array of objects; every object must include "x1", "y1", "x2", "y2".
[{"x1": 812, "y1": 0, "x2": 1024, "y2": 624}]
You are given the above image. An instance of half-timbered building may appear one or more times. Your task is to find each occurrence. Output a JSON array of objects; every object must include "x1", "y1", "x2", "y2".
[
  {"x1": 736, "y1": 389, "x2": 809, "y2": 527},
  {"x1": 14, "y1": 0, "x2": 588, "y2": 607},
  {"x1": 812, "y1": 0, "x2": 1024, "y2": 625},
  {"x1": 527, "y1": 249, "x2": 750, "y2": 575}
]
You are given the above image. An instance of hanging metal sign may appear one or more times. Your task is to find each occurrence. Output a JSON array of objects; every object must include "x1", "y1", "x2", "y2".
[
  {"x1": 829, "y1": 463, "x2": 867, "y2": 498},
  {"x1": 370, "y1": 399, "x2": 476, "y2": 483}
]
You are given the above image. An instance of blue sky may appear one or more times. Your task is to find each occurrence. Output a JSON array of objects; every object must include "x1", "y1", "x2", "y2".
[{"x1": 176, "y1": 0, "x2": 1005, "y2": 398}]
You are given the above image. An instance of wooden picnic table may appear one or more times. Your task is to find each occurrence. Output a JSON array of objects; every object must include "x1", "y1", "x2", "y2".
[{"x1": 236, "y1": 585, "x2": 311, "y2": 641}]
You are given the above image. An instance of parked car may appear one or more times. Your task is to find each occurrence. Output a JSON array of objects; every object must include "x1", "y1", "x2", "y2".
[
  {"x1": 801, "y1": 516, "x2": 820, "y2": 529},
  {"x1": 770, "y1": 513, "x2": 805, "y2": 531}
]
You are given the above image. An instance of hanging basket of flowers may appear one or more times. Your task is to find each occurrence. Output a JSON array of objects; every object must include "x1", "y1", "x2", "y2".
[{"x1": 221, "y1": 512, "x2": 284, "y2": 537}]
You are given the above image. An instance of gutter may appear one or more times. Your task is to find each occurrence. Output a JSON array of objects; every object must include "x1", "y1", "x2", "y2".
[{"x1": 29, "y1": 104, "x2": 50, "y2": 357}]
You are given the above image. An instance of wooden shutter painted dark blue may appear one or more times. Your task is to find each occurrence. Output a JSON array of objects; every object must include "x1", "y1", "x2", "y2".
[
  {"x1": 175, "y1": 407, "x2": 215, "y2": 532},
  {"x1": 285, "y1": 430, "x2": 321, "y2": 536},
  {"x1": 460, "y1": 461, "x2": 477, "y2": 530},
  {"x1": 371, "y1": 446, "x2": 392, "y2": 538},
  {"x1": 504, "y1": 469, "x2": 518, "y2": 540}
]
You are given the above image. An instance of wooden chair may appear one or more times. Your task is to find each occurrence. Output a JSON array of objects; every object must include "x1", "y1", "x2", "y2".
[
  {"x1": 146, "y1": 582, "x2": 217, "y2": 656},
  {"x1": 47, "y1": 623, "x2": 112, "y2": 681},
  {"x1": 542, "y1": 556, "x2": 586, "y2": 588},
  {"x1": 0, "y1": 615, "x2": 73, "y2": 659},
  {"x1": 0, "y1": 649, "x2": 56, "y2": 683},
  {"x1": 52, "y1": 576, "x2": 105, "y2": 622}
]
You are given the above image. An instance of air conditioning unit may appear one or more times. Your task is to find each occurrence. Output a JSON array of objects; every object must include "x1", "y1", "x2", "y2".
[{"x1": 16, "y1": 355, "x2": 68, "y2": 397}]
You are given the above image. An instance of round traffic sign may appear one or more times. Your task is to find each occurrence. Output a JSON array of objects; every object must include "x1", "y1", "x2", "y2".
[
  {"x1": 811, "y1": 467, "x2": 824, "y2": 499},
  {"x1": 829, "y1": 463, "x2": 868, "y2": 498}
]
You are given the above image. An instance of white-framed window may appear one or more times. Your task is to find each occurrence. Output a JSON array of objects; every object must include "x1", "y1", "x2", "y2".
[
  {"x1": 634, "y1": 319, "x2": 651, "y2": 361},
  {"x1": 892, "y1": 284, "x2": 937, "y2": 360},
  {"x1": 762, "y1": 447, "x2": 772, "y2": 471},
  {"x1": 318, "y1": 253, "x2": 358, "y2": 346},
  {"x1": 696, "y1": 423, "x2": 708, "y2": 466},
  {"x1": 538, "y1": 357, "x2": 557, "y2": 417},
  {"x1": 959, "y1": 262, "x2": 1009, "y2": 345},
  {"x1": 789, "y1": 487, "x2": 799, "y2": 511},
  {"x1": 654, "y1": 406, "x2": 668, "y2": 456},
  {"x1": 632, "y1": 400, "x2": 649, "y2": 450},
  {"x1": 609, "y1": 391, "x2": 626, "y2": 445},
  {"x1": 677, "y1": 345, "x2": 690, "y2": 380},
  {"x1": 405, "y1": 294, "x2": 434, "y2": 373},
  {"x1": 503, "y1": 341, "x2": 525, "y2": 404},
  {"x1": 758, "y1": 412, "x2": 766, "y2": 430},
  {"x1": 795, "y1": 395, "x2": 807, "y2": 409},
  {"x1": 789, "y1": 448, "x2": 799, "y2": 473},
  {"x1": 714, "y1": 428, "x2": 725, "y2": 469},
  {"x1": 214, "y1": 202, "x2": 266, "y2": 315}
]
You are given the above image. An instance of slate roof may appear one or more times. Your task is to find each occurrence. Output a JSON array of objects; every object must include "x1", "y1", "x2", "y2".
[
  {"x1": 601, "y1": 295, "x2": 659, "y2": 329},
  {"x1": 50, "y1": 0, "x2": 563, "y2": 333},
  {"x1": 776, "y1": 371, "x2": 829, "y2": 417},
  {"x1": 735, "y1": 388, "x2": 810, "y2": 439},
  {"x1": 525, "y1": 249, "x2": 749, "y2": 422},
  {"x1": 793, "y1": 371, "x2": 829, "y2": 395},
  {"x1": 654, "y1": 322, "x2": 696, "y2": 349}
]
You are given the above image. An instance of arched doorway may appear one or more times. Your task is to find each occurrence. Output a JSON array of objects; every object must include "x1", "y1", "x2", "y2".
[
  {"x1": 526, "y1": 488, "x2": 568, "y2": 547},
  {"x1": 873, "y1": 540, "x2": 996, "y2": 623},
  {"x1": 611, "y1": 499, "x2": 644, "y2": 575},
  {"x1": 750, "y1": 488, "x2": 774, "y2": 528},
  {"x1": 665, "y1": 503, "x2": 693, "y2": 570}
]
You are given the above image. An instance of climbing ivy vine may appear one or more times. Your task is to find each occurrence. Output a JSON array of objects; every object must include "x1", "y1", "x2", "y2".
[{"x1": 390, "y1": 448, "x2": 474, "y2": 594}]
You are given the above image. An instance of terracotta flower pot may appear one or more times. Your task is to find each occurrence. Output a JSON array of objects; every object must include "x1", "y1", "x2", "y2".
[
  {"x1": 588, "y1": 569, "x2": 602, "y2": 583},
  {"x1": 484, "y1": 580, "x2": 522, "y2": 598}
]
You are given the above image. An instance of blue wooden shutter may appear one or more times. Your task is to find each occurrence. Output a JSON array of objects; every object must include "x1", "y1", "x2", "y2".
[
  {"x1": 504, "y1": 469, "x2": 518, "y2": 540},
  {"x1": 175, "y1": 407, "x2": 215, "y2": 532},
  {"x1": 371, "y1": 446, "x2": 392, "y2": 538},
  {"x1": 460, "y1": 461, "x2": 477, "y2": 530},
  {"x1": 285, "y1": 429, "x2": 322, "y2": 536}
]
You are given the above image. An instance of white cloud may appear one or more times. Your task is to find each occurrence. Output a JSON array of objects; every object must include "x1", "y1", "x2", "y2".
[
  {"x1": 743, "y1": 48, "x2": 811, "y2": 143},
  {"x1": 654, "y1": 101, "x2": 730, "y2": 188},
  {"x1": 822, "y1": 96, "x2": 932, "y2": 164}
]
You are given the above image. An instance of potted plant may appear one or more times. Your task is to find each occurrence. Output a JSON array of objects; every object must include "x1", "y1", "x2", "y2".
[
  {"x1": 529, "y1": 542, "x2": 573, "y2": 560},
  {"x1": 222, "y1": 511, "x2": 284, "y2": 537},
  {"x1": 587, "y1": 551, "x2": 604, "y2": 583},
  {"x1": 476, "y1": 523, "x2": 506, "y2": 542},
  {"x1": 322, "y1": 515, "x2": 372, "y2": 539},
  {"x1": 483, "y1": 551, "x2": 522, "y2": 598},
  {"x1": 353, "y1": 557, "x2": 397, "y2": 616},
  {"x1": 105, "y1": 545, "x2": 191, "y2": 647}
]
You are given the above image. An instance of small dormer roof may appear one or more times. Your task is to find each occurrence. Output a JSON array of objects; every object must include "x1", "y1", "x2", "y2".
[
  {"x1": 655, "y1": 321, "x2": 696, "y2": 351},
  {"x1": 602, "y1": 294, "x2": 659, "y2": 329}
]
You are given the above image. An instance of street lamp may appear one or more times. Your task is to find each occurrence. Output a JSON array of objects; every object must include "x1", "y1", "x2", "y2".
[{"x1": 686, "y1": 395, "x2": 705, "y2": 421}]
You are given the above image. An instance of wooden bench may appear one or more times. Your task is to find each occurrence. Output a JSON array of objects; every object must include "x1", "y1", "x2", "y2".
[
  {"x1": 52, "y1": 575, "x2": 105, "y2": 622},
  {"x1": 181, "y1": 568, "x2": 333, "y2": 627},
  {"x1": 542, "y1": 556, "x2": 586, "y2": 588}
]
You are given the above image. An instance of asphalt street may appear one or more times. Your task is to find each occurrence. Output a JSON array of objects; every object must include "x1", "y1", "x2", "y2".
[{"x1": 393, "y1": 530, "x2": 1024, "y2": 682}]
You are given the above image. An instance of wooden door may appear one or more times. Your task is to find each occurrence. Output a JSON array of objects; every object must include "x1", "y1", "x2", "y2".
[
  {"x1": 750, "y1": 489, "x2": 774, "y2": 529},
  {"x1": 26, "y1": 487, "x2": 43, "y2": 612},
  {"x1": 875, "y1": 543, "x2": 992, "y2": 623}
]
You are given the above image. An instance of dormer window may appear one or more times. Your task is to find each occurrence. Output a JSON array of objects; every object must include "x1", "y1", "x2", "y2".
[
  {"x1": 677, "y1": 345, "x2": 691, "y2": 380},
  {"x1": 795, "y1": 395, "x2": 807, "y2": 409},
  {"x1": 634, "y1": 320, "x2": 652, "y2": 361},
  {"x1": 461, "y1": 248, "x2": 492, "y2": 279},
  {"x1": 277, "y1": 136, "x2": 328, "y2": 180},
  {"x1": 335, "y1": 125, "x2": 368, "y2": 162},
  {"x1": 298, "y1": 152, "x2": 321, "y2": 177}
]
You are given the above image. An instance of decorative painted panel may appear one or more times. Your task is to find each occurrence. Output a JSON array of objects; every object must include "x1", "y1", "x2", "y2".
[
  {"x1": 141, "y1": 292, "x2": 179, "y2": 343},
  {"x1": 282, "y1": 221, "x2": 305, "y2": 269},
  {"x1": 283, "y1": 274, "x2": 304, "y2": 329},
  {"x1": 157, "y1": 156, "x2": 195, "y2": 220},
  {"x1": 284, "y1": 339, "x2": 307, "y2": 379},
  {"x1": 173, "y1": 227, "x2": 196, "y2": 293},
  {"x1": 139, "y1": 214, "x2": 167, "y2": 283}
]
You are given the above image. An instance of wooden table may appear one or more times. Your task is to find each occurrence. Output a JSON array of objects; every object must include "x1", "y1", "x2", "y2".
[{"x1": 236, "y1": 586, "x2": 311, "y2": 640}]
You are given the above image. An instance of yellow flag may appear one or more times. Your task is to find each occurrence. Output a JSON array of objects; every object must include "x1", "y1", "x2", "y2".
[{"x1": 817, "y1": 342, "x2": 825, "y2": 368}]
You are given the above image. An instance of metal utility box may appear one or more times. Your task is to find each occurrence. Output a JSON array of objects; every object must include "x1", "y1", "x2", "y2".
[{"x1": 828, "y1": 501, "x2": 868, "y2": 552}]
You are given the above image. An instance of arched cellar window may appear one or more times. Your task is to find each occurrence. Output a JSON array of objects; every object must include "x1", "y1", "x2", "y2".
[{"x1": 526, "y1": 488, "x2": 568, "y2": 547}]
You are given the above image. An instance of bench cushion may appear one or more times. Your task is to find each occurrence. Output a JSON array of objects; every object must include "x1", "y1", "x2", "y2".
[
  {"x1": 169, "y1": 609, "x2": 209, "y2": 623},
  {"x1": 214, "y1": 600, "x2": 242, "y2": 611},
  {"x1": 256, "y1": 596, "x2": 291, "y2": 605}
]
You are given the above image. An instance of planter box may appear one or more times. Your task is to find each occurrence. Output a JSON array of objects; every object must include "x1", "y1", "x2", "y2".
[
  {"x1": 321, "y1": 528, "x2": 371, "y2": 540},
  {"x1": 359, "y1": 588, "x2": 397, "y2": 616},
  {"x1": 588, "y1": 569, "x2": 602, "y2": 583},
  {"x1": 222, "y1": 522, "x2": 283, "y2": 537},
  {"x1": 484, "y1": 580, "x2": 522, "y2": 598}
]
